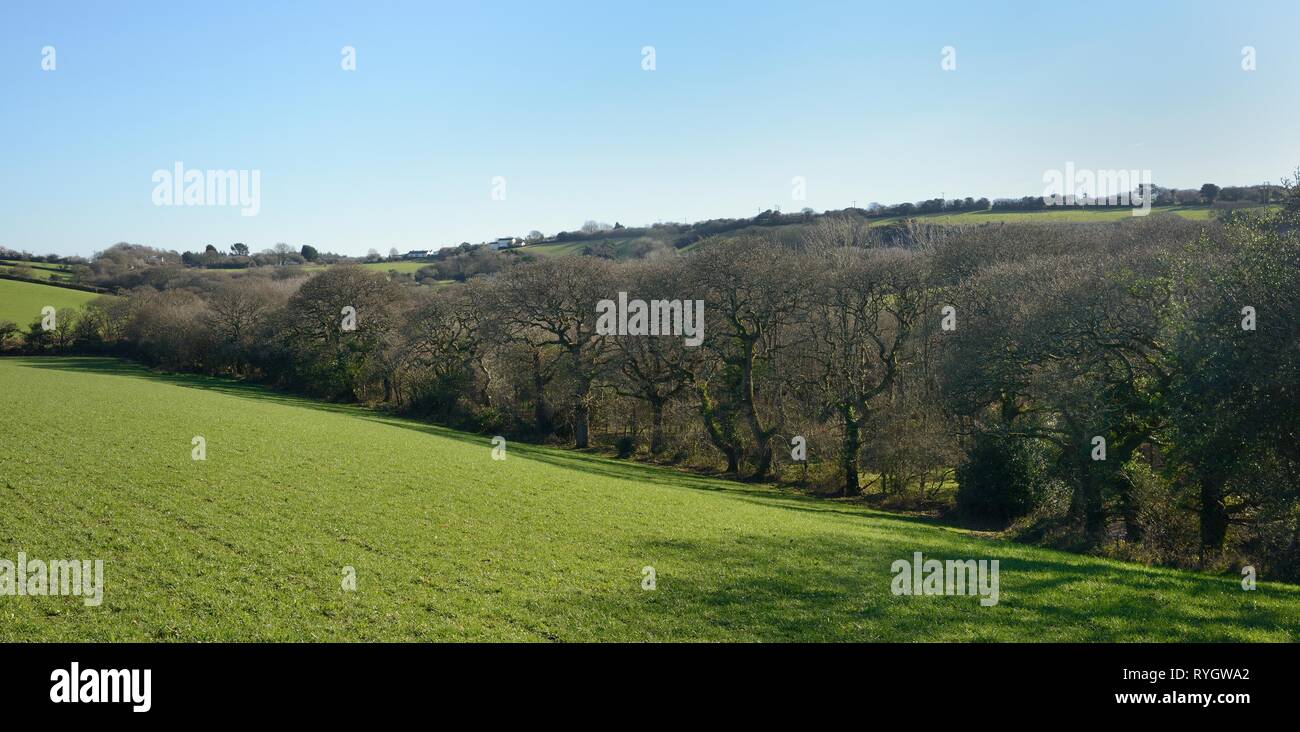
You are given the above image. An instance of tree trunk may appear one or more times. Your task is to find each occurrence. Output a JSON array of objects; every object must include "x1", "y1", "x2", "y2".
[
  {"x1": 1117, "y1": 476, "x2": 1142, "y2": 542},
  {"x1": 739, "y1": 339, "x2": 773, "y2": 482},
  {"x1": 841, "y1": 405, "x2": 861, "y2": 496},
  {"x1": 574, "y1": 402, "x2": 590, "y2": 448},
  {"x1": 531, "y1": 350, "x2": 552, "y2": 437},
  {"x1": 649, "y1": 398, "x2": 666, "y2": 455},
  {"x1": 473, "y1": 357, "x2": 492, "y2": 407},
  {"x1": 573, "y1": 373, "x2": 592, "y2": 449},
  {"x1": 1199, "y1": 477, "x2": 1229, "y2": 559},
  {"x1": 1069, "y1": 457, "x2": 1105, "y2": 543},
  {"x1": 696, "y1": 383, "x2": 740, "y2": 474},
  {"x1": 724, "y1": 447, "x2": 739, "y2": 474}
]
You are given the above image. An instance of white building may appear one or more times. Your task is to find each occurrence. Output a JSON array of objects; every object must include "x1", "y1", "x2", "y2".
[{"x1": 488, "y1": 237, "x2": 525, "y2": 251}]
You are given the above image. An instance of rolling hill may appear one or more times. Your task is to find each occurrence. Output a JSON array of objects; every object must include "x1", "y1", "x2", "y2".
[
  {"x1": 0, "y1": 278, "x2": 106, "y2": 330},
  {"x1": 0, "y1": 259, "x2": 76, "y2": 282},
  {"x1": 0, "y1": 356, "x2": 1294, "y2": 642},
  {"x1": 519, "y1": 204, "x2": 1224, "y2": 258}
]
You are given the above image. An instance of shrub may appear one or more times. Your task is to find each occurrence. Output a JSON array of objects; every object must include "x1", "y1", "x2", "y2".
[
  {"x1": 615, "y1": 434, "x2": 636, "y2": 459},
  {"x1": 956, "y1": 432, "x2": 1053, "y2": 525}
]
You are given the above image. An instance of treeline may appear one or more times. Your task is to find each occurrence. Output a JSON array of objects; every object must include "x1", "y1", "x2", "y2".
[
  {"x1": 4, "y1": 208, "x2": 1297, "y2": 580},
  {"x1": 0, "y1": 246, "x2": 89, "y2": 266},
  {"x1": 987, "y1": 182, "x2": 1279, "y2": 212}
]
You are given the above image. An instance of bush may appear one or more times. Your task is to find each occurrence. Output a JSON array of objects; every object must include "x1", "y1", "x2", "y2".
[
  {"x1": 956, "y1": 433, "x2": 1053, "y2": 525},
  {"x1": 615, "y1": 434, "x2": 636, "y2": 458}
]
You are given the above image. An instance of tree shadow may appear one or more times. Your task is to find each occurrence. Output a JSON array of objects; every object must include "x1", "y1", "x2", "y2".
[
  {"x1": 545, "y1": 532, "x2": 1299, "y2": 641},
  {"x1": 6, "y1": 356, "x2": 365, "y2": 419},
  {"x1": 10, "y1": 356, "x2": 947, "y2": 530}
]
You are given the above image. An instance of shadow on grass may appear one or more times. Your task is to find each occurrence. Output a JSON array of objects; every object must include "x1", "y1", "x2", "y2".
[
  {"x1": 8, "y1": 356, "x2": 365, "y2": 418},
  {"x1": 545, "y1": 532, "x2": 1298, "y2": 641},
  {"x1": 8, "y1": 356, "x2": 943, "y2": 529}
]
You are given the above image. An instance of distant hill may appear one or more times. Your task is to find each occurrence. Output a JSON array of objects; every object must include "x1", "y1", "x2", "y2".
[{"x1": 521, "y1": 204, "x2": 1233, "y2": 260}]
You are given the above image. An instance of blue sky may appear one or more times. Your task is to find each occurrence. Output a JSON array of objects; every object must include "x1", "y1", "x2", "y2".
[{"x1": 2, "y1": 1, "x2": 1297, "y2": 258}]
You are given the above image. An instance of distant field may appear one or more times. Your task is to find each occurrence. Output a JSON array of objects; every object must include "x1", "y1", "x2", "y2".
[
  {"x1": 523, "y1": 206, "x2": 1229, "y2": 258},
  {"x1": 0, "y1": 259, "x2": 75, "y2": 282},
  {"x1": 875, "y1": 205, "x2": 1218, "y2": 226},
  {"x1": 1, "y1": 356, "x2": 1296, "y2": 642},
  {"x1": 0, "y1": 278, "x2": 105, "y2": 329},
  {"x1": 527, "y1": 240, "x2": 594, "y2": 257},
  {"x1": 360, "y1": 261, "x2": 433, "y2": 274},
  {"x1": 527, "y1": 237, "x2": 670, "y2": 258}
]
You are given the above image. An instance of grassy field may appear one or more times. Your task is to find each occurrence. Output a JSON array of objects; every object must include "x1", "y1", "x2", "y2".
[
  {"x1": 1, "y1": 356, "x2": 1295, "y2": 642},
  {"x1": 527, "y1": 240, "x2": 607, "y2": 257},
  {"x1": 0, "y1": 259, "x2": 75, "y2": 282},
  {"x1": 360, "y1": 261, "x2": 433, "y2": 274},
  {"x1": 0, "y1": 278, "x2": 105, "y2": 329}
]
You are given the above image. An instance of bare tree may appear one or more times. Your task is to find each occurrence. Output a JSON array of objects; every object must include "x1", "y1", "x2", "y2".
[
  {"x1": 282, "y1": 265, "x2": 403, "y2": 399},
  {"x1": 608, "y1": 260, "x2": 701, "y2": 454},
  {"x1": 207, "y1": 279, "x2": 287, "y2": 376},
  {"x1": 802, "y1": 247, "x2": 924, "y2": 495},
  {"x1": 273, "y1": 242, "x2": 293, "y2": 266},
  {"x1": 691, "y1": 235, "x2": 806, "y2": 480},
  {"x1": 495, "y1": 257, "x2": 614, "y2": 448}
]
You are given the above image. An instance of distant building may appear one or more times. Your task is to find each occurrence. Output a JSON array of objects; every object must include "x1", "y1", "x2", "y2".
[
  {"x1": 403, "y1": 250, "x2": 430, "y2": 259},
  {"x1": 488, "y1": 237, "x2": 525, "y2": 251}
]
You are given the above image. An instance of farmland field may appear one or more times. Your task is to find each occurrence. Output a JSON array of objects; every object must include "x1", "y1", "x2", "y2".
[
  {"x1": 0, "y1": 257, "x2": 76, "y2": 280},
  {"x1": 1, "y1": 356, "x2": 1295, "y2": 642},
  {"x1": 0, "y1": 260, "x2": 75, "y2": 282},
  {"x1": 360, "y1": 261, "x2": 433, "y2": 274},
  {"x1": 0, "y1": 279, "x2": 105, "y2": 330}
]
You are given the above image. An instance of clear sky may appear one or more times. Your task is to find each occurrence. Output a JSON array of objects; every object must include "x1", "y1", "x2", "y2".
[{"x1": 2, "y1": 1, "x2": 1297, "y2": 258}]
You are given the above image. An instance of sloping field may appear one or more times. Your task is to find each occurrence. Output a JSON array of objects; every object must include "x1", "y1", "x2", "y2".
[
  {"x1": 0, "y1": 260, "x2": 75, "y2": 281},
  {"x1": 0, "y1": 279, "x2": 105, "y2": 330},
  {"x1": 0, "y1": 357, "x2": 1295, "y2": 642},
  {"x1": 360, "y1": 261, "x2": 432, "y2": 274}
]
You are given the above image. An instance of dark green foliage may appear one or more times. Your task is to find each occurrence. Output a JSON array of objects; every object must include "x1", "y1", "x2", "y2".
[{"x1": 956, "y1": 432, "x2": 1053, "y2": 524}]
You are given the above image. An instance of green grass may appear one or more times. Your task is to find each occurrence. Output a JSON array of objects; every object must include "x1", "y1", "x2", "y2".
[
  {"x1": 0, "y1": 278, "x2": 105, "y2": 329},
  {"x1": 359, "y1": 261, "x2": 433, "y2": 274},
  {"x1": 527, "y1": 240, "x2": 600, "y2": 257},
  {"x1": 0, "y1": 260, "x2": 75, "y2": 282},
  {"x1": 1, "y1": 356, "x2": 1296, "y2": 642}
]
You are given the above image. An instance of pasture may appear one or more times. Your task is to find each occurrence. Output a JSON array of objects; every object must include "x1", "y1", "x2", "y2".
[
  {"x1": 0, "y1": 279, "x2": 105, "y2": 330},
  {"x1": 0, "y1": 260, "x2": 75, "y2": 282},
  {"x1": 0, "y1": 357, "x2": 1295, "y2": 641},
  {"x1": 360, "y1": 261, "x2": 433, "y2": 274}
]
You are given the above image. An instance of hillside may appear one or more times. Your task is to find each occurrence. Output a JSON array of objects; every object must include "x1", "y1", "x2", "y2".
[
  {"x1": 0, "y1": 259, "x2": 76, "y2": 282},
  {"x1": 0, "y1": 278, "x2": 106, "y2": 330},
  {"x1": 512, "y1": 204, "x2": 1224, "y2": 259},
  {"x1": 1, "y1": 356, "x2": 1295, "y2": 642}
]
